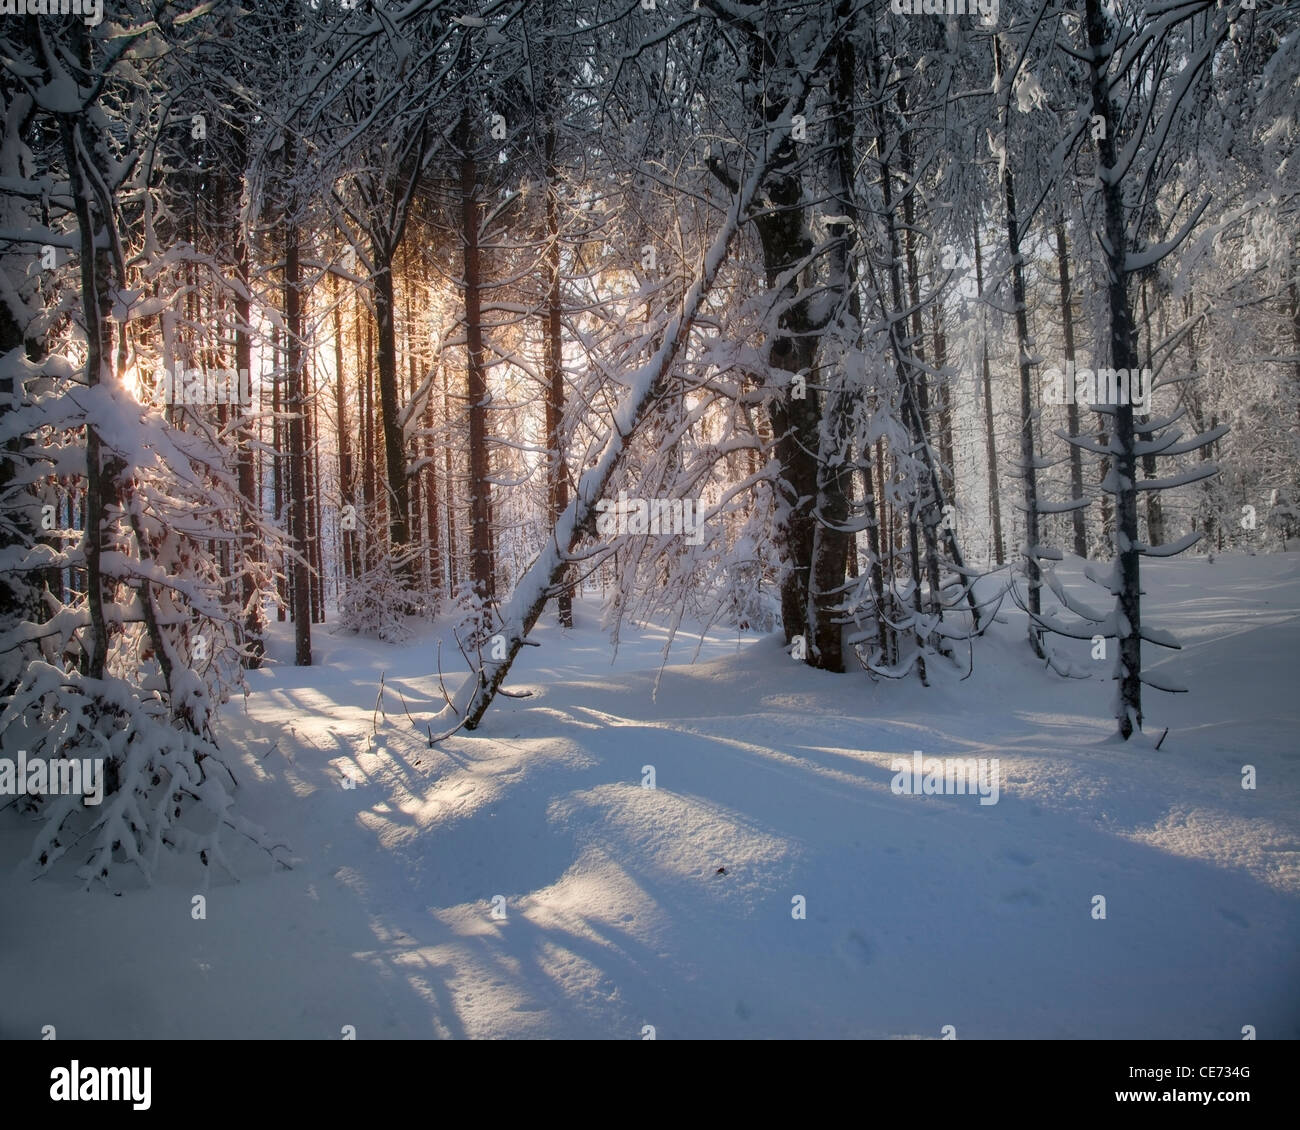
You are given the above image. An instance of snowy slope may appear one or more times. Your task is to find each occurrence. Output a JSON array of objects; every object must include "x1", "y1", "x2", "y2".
[{"x1": 2, "y1": 552, "x2": 1297, "y2": 1039}]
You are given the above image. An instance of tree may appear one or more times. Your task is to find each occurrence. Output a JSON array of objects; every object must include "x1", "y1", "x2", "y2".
[
  {"x1": 1064, "y1": 0, "x2": 1236, "y2": 737},
  {"x1": 0, "y1": 8, "x2": 284, "y2": 882}
]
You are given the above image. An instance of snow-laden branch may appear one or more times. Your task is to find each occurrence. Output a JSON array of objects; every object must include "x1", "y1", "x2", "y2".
[{"x1": 427, "y1": 69, "x2": 824, "y2": 735}]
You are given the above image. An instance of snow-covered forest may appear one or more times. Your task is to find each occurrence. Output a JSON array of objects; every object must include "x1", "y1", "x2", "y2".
[{"x1": 2, "y1": 0, "x2": 1298, "y2": 1042}]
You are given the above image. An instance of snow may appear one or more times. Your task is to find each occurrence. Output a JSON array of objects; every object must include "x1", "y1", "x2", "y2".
[
  {"x1": 2, "y1": 551, "x2": 1297, "y2": 1038},
  {"x1": 33, "y1": 78, "x2": 82, "y2": 115}
]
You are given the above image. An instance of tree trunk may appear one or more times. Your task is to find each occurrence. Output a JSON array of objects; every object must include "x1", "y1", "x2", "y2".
[
  {"x1": 271, "y1": 324, "x2": 287, "y2": 620},
  {"x1": 454, "y1": 76, "x2": 814, "y2": 730},
  {"x1": 996, "y1": 38, "x2": 1044, "y2": 658},
  {"x1": 973, "y1": 223, "x2": 1005, "y2": 566},
  {"x1": 308, "y1": 353, "x2": 325, "y2": 622},
  {"x1": 233, "y1": 151, "x2": 263, "y2": 664},
  {"x1": 361, "y1": 319, "x2": 377, "y2": 572},
  {"x1": 708, "y1": 35, "x2": 819, "y2": 650},
  {"x1": 805, "y1": 4, "x2": 859, "y2": 672},
  {"x1": 443, "y1": 363, "x2": 458, "y2": 595},
  {"x1": 877, "y1": 126, "x2": 928, "y2": 680},
  {"x1": 374, "y1": 247, "x2": 412, "y2": 570},
  {"x1": 543, "y1": 101, "x2": 573, "y2": 628},
  {"x1": 932, "y1": 299, "x2": 955, "y2": 503},
  {"x1": 898, "y1": 100, "x2": 944, "y2": 625},
  {"x1": 459, "y1": 108, "x2": 495, "y2": 608},
  {"x1": 406, "y1": 280, "x2": 423, "y2": 589},
  {"x1": 332, "y1": 274, "x2": 356, "y2": 585},
  {"x1": 1292, "y1": 232, "x2": 1300, "y2": 426},
  {"x1": 1138, "y1": 280, "x2": 1165, "y2": 547},
  {"x1": 1054, "y1": 219, "x2": 1089, "y2": 559},
  {"x1": 424, "y1": 383, "x2": 443, "y2": 602},
  {"x1": 283, "y1": 130, "x2": 312, "y2": 666},
  {"x1": 1085, "y1": 0, "x2": 1142, "y2": 737},
  {"x1": 61, "y1": 112, "x2": 117, "y2": 679}
]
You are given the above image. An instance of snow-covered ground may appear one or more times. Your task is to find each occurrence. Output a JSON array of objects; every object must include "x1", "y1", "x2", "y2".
[{"x1": 3, "y1": 552, "x2": 1298, "y2": 1038}]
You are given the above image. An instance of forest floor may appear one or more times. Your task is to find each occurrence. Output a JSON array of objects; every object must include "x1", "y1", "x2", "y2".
[{"x1": 3, "y1": 552, "x2": 1298, "y2": 1038}]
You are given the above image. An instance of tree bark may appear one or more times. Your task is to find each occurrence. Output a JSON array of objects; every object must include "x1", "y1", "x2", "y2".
[
  {"x1": 898, "y1": 97, "x2": 944, "y2": 625},
  {"x1": 374, "y1": 248, "x2": 412, "y2": 570},
  {"x1": 1054, "y1": 219, "x2": 1089, "y2": 559},
  {"x1": 995, "y1": 38, "x2": 1044, "y2": 658},
  {"x1": 332, "y1": 274, "x2": 357, "y2": 585},
  {"x1": 1138, "y1": 279, "x2": 1165, "y2": 548},
  {"x1": 543, "y1": 77, "x2": 573, "y2": 628},
  {"x1": 1085, "y1": 0, "x2": 1142, "y2": 737},
  {"x1": 459, "y1": 108, "x2": 495, "y2": 608},
  {"x1": 361, "y1": 319, "x2": 377, "y2": 572},
  {"x1": 61, "y1": 113, "x2": 117, "y2": 679},
  {"x1": 232, "y1": 146, "x2": 263, "y2": 664},
  {"x1": 973, "y1": 222, "x2": 1005, "y2": 566},
  {"x1": 283, "y1": 129, "x2": 312, "y2": 666},
  {"x1": 805, "y1": 3, "x2": 859, "y2": 672}
]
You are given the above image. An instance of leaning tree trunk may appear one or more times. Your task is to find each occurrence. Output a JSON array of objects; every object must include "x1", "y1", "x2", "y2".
[{"x1": 451, "y1": 86, "x2": 814, "y2": 731}]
